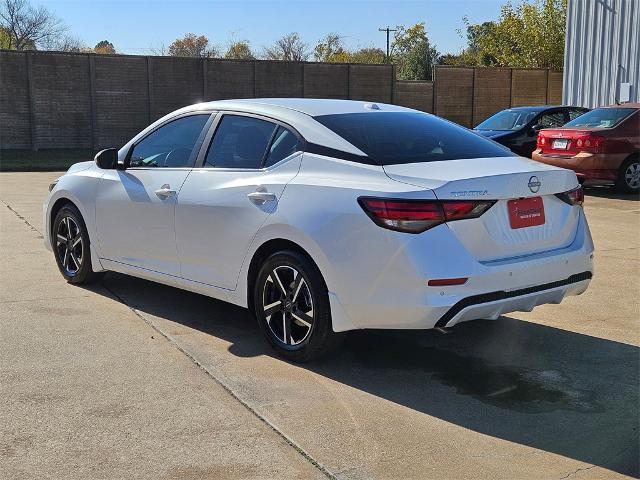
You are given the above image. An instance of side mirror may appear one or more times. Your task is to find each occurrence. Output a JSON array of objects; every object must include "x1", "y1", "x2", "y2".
[{"x1": 94, "y1": 148, "x2": 118, "y2": 169}]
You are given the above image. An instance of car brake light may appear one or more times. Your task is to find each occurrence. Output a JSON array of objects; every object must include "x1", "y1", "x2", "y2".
[
  {"x1": 555, "y1": 185, "x2": 584, "y2": 206},
  {"x1": 358, "y1": 197, "x2": 495, "y2": 233},
  {"x1": 428, "y1": 277, "x2": 468, "y2": 286},
  {"x1": 575, "y1": 134, "x2": 604, "y2": 153},
  {"x1": 537, "y1": 134, "x2": 546, "y2": 147}
]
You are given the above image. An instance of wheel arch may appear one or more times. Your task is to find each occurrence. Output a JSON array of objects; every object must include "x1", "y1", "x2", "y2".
[
  {"x1": 246, "y1": 238, "x2": 325, "y2": 314},
  {"x1": 49, "y1": 197, "x2": 77, "y2": 238}
]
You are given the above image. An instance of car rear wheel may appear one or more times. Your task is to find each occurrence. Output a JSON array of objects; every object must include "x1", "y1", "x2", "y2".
[
  {"x1": 52, "y1": 204, "x2": 103, "y2": 284},
  {"x1": 616, "y1": 155, "x2": 640, "y2": 193},
  {"x1": 254, "y1": 251, "x2": 344, "y2": 362}
]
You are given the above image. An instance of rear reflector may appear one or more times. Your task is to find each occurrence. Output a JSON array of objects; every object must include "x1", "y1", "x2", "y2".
[
  {"x1": 428, "y1": 277, "x2": 468, "y2": 286},
  {"x1": 555, "y1": 185, "x2": 584, "y2": 206},
  {"x1": 358, "y1": 197, "x2": 495, "y2": 233}
]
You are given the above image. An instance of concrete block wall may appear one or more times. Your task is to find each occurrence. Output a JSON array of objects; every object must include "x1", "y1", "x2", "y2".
[
  {"x1": 0, "y1": 52, "x2": 30, "y2": 149},
  {"x1": 1, "y1": 51, "x2": 395, "y2": 150},
  {"x1": 0, "y1": 51, "x2": 564, "y2": 150},
  {"x1": 394, "y1": 81, "x2": 433, "y2": 113},
  {"x1": 434, "y1": 66, "x2": 567, "y2": 128}
]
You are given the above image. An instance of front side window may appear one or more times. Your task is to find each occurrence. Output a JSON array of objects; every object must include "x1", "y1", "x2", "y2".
[
  {"x1": 264, "y1": 127, "x2": 301, "y2": 167},
  {"x1": 564, "y1": 107, "x2": 637, "y2": 129},
  {"x1": 475, "y1": 109, "x2": 538, "y2": 131},
  {"x1": 316, "y1": 112, "x2": 514, "y2": 165},
  {"x1": 204, "y1": 115, "x2": 276, "y2": 168},
  {"x1": 129, "y1": 115, "x2": 209, "y2": 168},
  {"x1": 536, "y1": 111, "x2": 565, "y2": 128}
]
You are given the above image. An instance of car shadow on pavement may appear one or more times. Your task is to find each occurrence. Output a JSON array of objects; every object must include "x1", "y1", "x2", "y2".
[
  {"x1": 584, "y1": 185, "x2": 639, "y2": 201},
  {"x1": 88, "y1": 272, "x2": 639, "y2": 478}
]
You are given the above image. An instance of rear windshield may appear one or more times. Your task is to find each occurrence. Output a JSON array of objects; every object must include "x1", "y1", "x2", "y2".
[
  {"x1": 564, "y1": 107, "x2": 636, "y2": 128},
  {"x1": 475, "y1": 109, "x2": 538, "y2": 131},
  {"x1": 315, "y1": 112, "x2": 514, "y2": 165}
]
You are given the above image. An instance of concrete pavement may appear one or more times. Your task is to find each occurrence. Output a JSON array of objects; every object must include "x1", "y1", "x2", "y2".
[{"x1": 1, "y1": 172, "x2": 638, "y2": 479}]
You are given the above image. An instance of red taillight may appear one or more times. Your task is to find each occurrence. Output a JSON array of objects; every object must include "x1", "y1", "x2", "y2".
[
  {"x1": 428, "y1": 277, "x2": 468, "y2": 286},
  {"x1": 555, "y1": 185, "x2": 584, "y2": 206},
  {"x1": 537, "y1": 133, "x2": 546, "y2": 148},
  {"x1": 358, "y1": 197, "x2": 495, "y2": 233},
  {"x1": 575, "y1": 133, "x2": 604, "y2": 153}
]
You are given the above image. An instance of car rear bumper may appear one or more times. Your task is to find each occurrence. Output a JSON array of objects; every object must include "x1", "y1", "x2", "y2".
[
  {"x1": 332, "y1": 209, "x2": 594, "y2": 331},
  {"x1": 434, "y1": 271, "x2": 591, "y2": 328},
  {"x1": 532, "y1": 149, "x2": 627, "y2": 181}
]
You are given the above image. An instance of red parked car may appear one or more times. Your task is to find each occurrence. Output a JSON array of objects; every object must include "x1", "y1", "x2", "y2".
[{"x1": 532, "y1": 103, "x2": 640, "y2": 192}]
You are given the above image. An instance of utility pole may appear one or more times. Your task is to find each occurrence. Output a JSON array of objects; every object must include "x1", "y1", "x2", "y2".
[{"x1": 378, "y1": 26, "x2": 397, "y2": 64}]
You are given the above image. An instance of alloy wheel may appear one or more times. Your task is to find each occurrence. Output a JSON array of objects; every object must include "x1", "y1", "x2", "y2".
[
  {"x1": 262, "y1": 265, "x2": 314, "y2": 346},
  {"x1": 56, "y1": 216, "x2": 83, "y2": 275},
  {"x1": 624, "y1": 162, "x2": 640, "y2": 189}
]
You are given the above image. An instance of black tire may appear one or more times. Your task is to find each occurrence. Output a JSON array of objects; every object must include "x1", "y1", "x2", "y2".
[
  {"x1": 52, "y1": 204, "x2": 103, "y2": 284},
  {"x1": 253, "y1": 250, "x2": 344, "y2": 362},
  {"x1": 615, "y1": 155, "x2": 640, "y2": 193}
]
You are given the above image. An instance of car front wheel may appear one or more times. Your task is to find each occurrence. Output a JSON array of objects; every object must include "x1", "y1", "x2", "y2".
[
  {"x1": 52, "y1": 204, "x2": 103, "y2": 284},
  {"x1": 254, "y1": 251, "x2": 344, "y2": 362}
]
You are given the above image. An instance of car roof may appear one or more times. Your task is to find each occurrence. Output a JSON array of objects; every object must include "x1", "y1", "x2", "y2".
[
  {"x1": 506, "y1": 105, "x2": 584, "y2": 112},
  {"x1": 599, "y1": 102, "x2": 640, "y2": 109},
  {"x1": 158, "y1": 98, "x2": 421, "y2": 157},
  {"x1": 192, "y1": 98, "x2": 416, "y2": 117}
]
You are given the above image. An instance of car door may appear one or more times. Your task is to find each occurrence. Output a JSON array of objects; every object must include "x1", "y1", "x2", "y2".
[
  {"x1": 175, "y1": 113, "x2": 303, "y2": 290},
  {"x1": 95, "y1": 113, "x2": 212, "y2": 276}
]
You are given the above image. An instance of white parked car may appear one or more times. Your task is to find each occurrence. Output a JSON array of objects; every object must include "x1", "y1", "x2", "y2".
[{"x1": 44, "y1": 99, "x2": 594, "y2": 361}]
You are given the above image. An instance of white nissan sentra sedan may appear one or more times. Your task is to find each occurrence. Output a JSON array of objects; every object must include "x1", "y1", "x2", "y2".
[{"x1": 44, "y1": 98, "x2": 594, "y2": 361}]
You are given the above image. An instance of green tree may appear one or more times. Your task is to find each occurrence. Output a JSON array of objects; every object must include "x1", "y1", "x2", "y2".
[
  {"x1": 348, "y1": 47, "x2": 385, "y2": 64},
  {"x1": 0, "y1": 25, "x2": 12, "y2": 48},
  {"x1": 391, "y1": 23, "x2": 439, "y2": 80},
  {"x1": 447, "y1": 0, "x2": 567, "y2": 69},
  {"x1": 224, "y1": 40, "x2": 254, "y2": 59},
  {"x1": 168, "y1": 33, "x2": 217, "y2": 58},
  {"x1": 94, "y1": 40, "x2": 115, "y2": 54},
  {"x1": 314, "y1": 33, "x2": 346, "y2": 62}
]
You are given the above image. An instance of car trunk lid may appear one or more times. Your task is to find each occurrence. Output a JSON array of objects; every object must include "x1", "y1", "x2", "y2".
[
  {"x1": 383, "y1": 157, "x2": 581, "y2": 262},
  {"x1": 536, "y1": 128, "x2": 602, "y2": 156}
]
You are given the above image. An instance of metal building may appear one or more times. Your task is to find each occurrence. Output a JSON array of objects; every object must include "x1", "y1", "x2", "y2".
[{"x1": 563, "y1": 0, "x2": 640, "y2": 108}]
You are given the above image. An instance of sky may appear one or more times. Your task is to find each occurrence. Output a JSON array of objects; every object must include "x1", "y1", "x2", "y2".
[{"x1": 41, "y1": 0, "x2": 505, "y2": 56}]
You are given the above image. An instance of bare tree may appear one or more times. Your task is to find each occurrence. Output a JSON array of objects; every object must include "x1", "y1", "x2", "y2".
[
  {"x1": 43, "y1": 33, "x2": 85, "y2": 52},
  {"x1": 0, "y1": 0, "x2": 66, "y2": 50},
  {"x1": 148, "y1": 43, "x2": 167, "y2": 56},
  {"x1": 264, "y1": 32, "x2": 310, "y2": 61}
]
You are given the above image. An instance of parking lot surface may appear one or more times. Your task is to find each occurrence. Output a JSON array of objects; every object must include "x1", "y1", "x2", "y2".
[{"x1": 1, "y1": 172, "x2": 638, "y2": 480}]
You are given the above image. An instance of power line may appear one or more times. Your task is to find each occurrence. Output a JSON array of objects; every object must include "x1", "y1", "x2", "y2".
[{"x1": 378, "y1": 26, "x2": 397, "y2": 63}]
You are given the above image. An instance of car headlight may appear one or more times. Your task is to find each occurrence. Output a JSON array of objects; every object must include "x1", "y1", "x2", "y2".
[{"x1": 48, "y1": 179, "x2": 59, "y2": 192}]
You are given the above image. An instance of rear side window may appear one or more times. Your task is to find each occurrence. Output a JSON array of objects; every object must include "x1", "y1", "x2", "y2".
[
  {"x1": 205, "y1": 115, "x2": 276, "y2": 168},
  {"x1": 264, "y1": 127, "x2": 301, "y2": 167},
  {"x1": 536, "y1": 111, "x2": 565, "y2": 128},
  {"x1": 315, "y1": 112, "x2": 514, "y2": 165},
  {"x1": 568, "y1": 108, "x2": 588, "y2": 120},
  {"x1": 129, "y1": 114, "x2": 210, "y2": 168},
  {"x1": 564, "y1": 107, "x2": 636, "y2": 128}
]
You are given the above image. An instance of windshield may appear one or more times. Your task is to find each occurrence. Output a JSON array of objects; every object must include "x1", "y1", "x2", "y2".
[
  {"x1": 563, "y1": 107, "x2": 636, "y2": 128},
  {"x1": 475, "y1": 109, "x2": 538, "y2": 131},
  {"x1": 315, "y1": 112, "x2": 514, "y2": 165}
]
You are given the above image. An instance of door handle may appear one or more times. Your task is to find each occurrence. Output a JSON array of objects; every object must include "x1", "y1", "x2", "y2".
[
  {"x1": 155, "y1": 184, "x2": 176, "y2": 199},
  {"x1": 247, "y1": 191, "x2": 276, "y2": 205}
]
